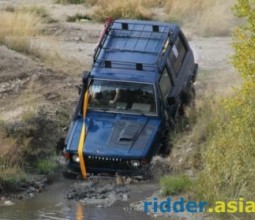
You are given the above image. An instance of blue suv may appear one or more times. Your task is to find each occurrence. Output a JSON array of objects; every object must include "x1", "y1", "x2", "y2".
[{"x1": 63, "y1": 19, "x2": 198, "y2": 177}]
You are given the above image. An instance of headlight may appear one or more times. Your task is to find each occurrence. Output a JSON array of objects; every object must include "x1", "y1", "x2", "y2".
[
  {"x1": 130, "y1": 160, "x2": 140, "y2": 167},
  {"x1": 72, "y1": 155, "x2": 80, "y2": 163}
]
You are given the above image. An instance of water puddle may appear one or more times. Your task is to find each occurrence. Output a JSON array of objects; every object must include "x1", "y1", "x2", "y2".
[{"x1": 0, "y1": 177, "x2": 155, "y2": 220}]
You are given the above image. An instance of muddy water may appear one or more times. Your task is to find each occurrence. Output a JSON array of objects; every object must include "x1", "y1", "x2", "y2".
[{"x1": 0, "y1": 177, "x2": 156, "y2": 220}]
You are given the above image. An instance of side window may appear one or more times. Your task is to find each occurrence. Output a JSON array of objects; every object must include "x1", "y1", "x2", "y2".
[
  {"x1": 169, "y1": 36, "x2": 187, "y2": 75},
  {"x1": 159, "y1": 67, "x2": 172, "y2": 100}
]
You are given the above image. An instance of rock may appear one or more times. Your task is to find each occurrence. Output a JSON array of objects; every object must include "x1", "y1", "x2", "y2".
[
  {"x1": 4, "y1": 200, "x2": 14, "y2": 206},
  {"x1": 122, "y1": 194, "x2": 128, "y2": 201},
  {"x1": 28, "y1": 193, "x2": 34, "y2": 198},
  {"x1": 17, "y1": 195, "x2": 23, "y2": 200},
  {"x1": 124, "y1": 177, "x2": 132, "y2": 185},
  {"x1": 115, "y1": 175, "x2": 125, "y2": 186}
]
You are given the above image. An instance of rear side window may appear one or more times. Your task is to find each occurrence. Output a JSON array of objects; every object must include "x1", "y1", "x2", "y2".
[
  {"x1": 159, "y1": 68, "x2": 172, "y2": 100},
  {"x1": 169, "y1": 36, "x2": 187, "y2": 75}
]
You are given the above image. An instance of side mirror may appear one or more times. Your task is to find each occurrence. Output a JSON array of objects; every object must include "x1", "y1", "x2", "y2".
[
  {"x1": 76, "y1": 85, "x2": 83, "y2": 95},
  {"x1": 82, "y1": 71, "x2": 90, "y2": 85},
  {"x1": 167, "y1": 96, "x2": 177, "y2": 105}
]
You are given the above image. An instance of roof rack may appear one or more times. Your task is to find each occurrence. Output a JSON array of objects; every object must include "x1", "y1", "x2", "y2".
[{"x1": 93, "y1": 20, "x2": 175, "y2": 72}]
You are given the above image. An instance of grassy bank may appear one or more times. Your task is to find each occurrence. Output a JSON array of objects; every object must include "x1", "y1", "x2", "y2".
[
  {"x1": 0, "y1": 109, "x2": 63, "y2": 190},
  {"x1": 189, "y1": 1, "x2": 255, "y2": 219}
]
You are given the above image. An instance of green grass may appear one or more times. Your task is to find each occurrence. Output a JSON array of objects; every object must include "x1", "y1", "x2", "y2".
[
  {"x1": 160, "y1": 174, "x2": 192, "y2": 196},
  {"x1": 0, "y1": 167, "x2": 27, "y2": 189},
  {"x1": 36, "y1": 157, "x2": 58, "y2": 175},
  {"x1": 0, "y1": 108, "x2": 64, "y2": 189}
]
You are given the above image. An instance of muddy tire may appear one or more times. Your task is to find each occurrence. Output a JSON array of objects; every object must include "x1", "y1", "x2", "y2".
[
  {"x1": 179, "y1": 84, "x2": 196, "y2": 115},
  {"x1": 62, "y1": 166, "x2": 80, "y2": 179},
  {"x1": 159, "y1": 126, "x2": 172, "y2": 157}
]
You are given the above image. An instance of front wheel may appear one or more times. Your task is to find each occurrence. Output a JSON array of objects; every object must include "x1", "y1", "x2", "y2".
[{"x1": 179, "y1": 84, "x2": 196, "y2": 115}]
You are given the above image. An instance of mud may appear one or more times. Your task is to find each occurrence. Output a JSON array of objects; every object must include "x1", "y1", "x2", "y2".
[
  {"x1": 0, "y1": 175, "x2": 48, "y2": 206},
  {"x1": 66, "y1": 179, "x2": 129, "y2": 207}
]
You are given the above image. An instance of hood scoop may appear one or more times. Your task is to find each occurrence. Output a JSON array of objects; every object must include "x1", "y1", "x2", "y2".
[
  {"x1": 108, "y1": 120, "x2": 145, "y2": 149},
  {"x1": 118, "y1": 123, "x2": 140, "y2": 143},
  {"x1": 119, "y1": 137, "x2": 132, "y2": 143}
]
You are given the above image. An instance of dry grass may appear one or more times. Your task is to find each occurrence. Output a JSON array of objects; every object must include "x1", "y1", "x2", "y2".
[
  {"x1": 86, "y1": 0, "x2": 236, "y2": 36},
  {"x1": 0, "y1": 9, "x2": 80, "y2": 72},
  {"x1": 164, "y1": 0, "x2": 236, "y2": 36},
  {"x1": 0, "y1": 11, "x2": 42, "y2": 54},
  {"x1": 168, "y1": 93, "x2": 227, "y2": 172},
  {"x1": 88, "y1": 0, "x2": 152, "y2": 22},
  {"x1": 55, "y1": 0, "x2": 85, "y2": 4},
  {"x1": 0, "y1": 167, "x2": 26, "y2": 188}
]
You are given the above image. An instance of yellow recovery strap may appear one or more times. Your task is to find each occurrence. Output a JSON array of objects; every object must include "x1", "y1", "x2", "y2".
[{"x1": 78, "y1": 90, "x2": 89, "y2": 179}]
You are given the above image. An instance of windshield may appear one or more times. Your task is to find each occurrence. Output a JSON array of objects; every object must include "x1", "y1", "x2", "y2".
[{"x1": 88, "y1": 80, "x2": 157, "y2": 116}]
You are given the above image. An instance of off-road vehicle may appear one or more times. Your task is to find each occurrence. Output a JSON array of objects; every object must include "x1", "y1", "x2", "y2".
[{"x1": 63, "y1": 19, "x2": 198, "y2": 177}]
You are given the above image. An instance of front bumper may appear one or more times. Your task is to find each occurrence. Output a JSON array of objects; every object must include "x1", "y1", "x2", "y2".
[{"x1": 64, "y1": 155, "x2": 150, "y2": 176}]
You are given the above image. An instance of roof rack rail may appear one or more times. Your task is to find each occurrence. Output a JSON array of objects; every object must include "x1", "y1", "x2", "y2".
[
  {"x1": 93, "y1": 20, "x2": 175, "y2": 73},
  {"x1": 93, "y1": 59, "x2": 159, "y2": 72}
]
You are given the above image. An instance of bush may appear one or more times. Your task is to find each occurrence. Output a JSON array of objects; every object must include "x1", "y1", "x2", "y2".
[
  {"x1": 196, "y1": 0, "x2": 255, "y2": 213},
  {"x1": 36, "y1": 158, "x2": 58, "y2": 175},
  {"x1": 0, "y1": 109, "x2": 61, "y2": 169},
  {"x1": 160, "y1": 174, "x2": 192, "y2": 196},
  {"x1": 0, "y1": 167, "x2": 26, "y2": 190}
]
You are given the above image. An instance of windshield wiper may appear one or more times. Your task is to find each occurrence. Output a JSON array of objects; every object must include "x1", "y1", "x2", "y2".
[
  {"x1": 130, "y1": 109, "x2": 146, "y2": 116},
  {"x1": 90, "y1": 107, "x2": 110, "y2": 112}
]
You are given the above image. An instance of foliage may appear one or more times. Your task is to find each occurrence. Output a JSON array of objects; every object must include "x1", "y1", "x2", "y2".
[
  {"x1": 160, "y1": 174, "x2": 192, "y2": 196},
  {"x1": 197, "y1": 0, "x2": 255, "y2": 211},
  {"x1": 0, "y1": 109, "x2": 61, "y2": 169},
  {"x1": 36, "y1": 157, "x2": 58, "y2": 174},
  {"x1": 0, "y1": 167, "x2": 27, "y2": 190}
]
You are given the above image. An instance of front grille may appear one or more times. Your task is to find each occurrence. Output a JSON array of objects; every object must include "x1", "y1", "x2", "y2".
[
  {"x1": 85, "y1": 156, "x2": 130, "y2": 170},
  {"x1": 87, "y1": 156, "x2": 123, "y2": 162}
]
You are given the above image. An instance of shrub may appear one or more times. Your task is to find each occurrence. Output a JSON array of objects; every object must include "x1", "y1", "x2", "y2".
[
  {"x1": 0, "y1": 167, "x2": 26, "y2": 190},
  {"x1": 0, "y1": 109, "x2": 61, "y2": 169},
  {"x1": 160, "y1": 174, "x2": 192, "y2": 196},
  {"x1": 36, "y1": 158, "x2": 58, "y2": 175},
  {"x1": 196, "y1": 0, "x2": 255, "y2": 213}
]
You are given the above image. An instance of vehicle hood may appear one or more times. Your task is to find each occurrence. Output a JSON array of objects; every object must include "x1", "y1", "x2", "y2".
[{"x1": 67, "y1": 112, "x2": 161, "y2": 158}]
